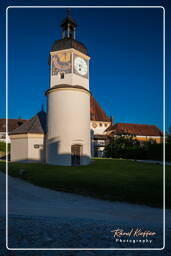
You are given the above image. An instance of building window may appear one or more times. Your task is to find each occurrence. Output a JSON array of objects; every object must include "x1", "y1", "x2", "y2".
[
  {"x1": 60, "y1": 73, "x2": 64, "y2": 79},
  {"x1": 105, "y1": 124, "x2": 108, "y2": 127},
  {"x1": 99, "y1": 123, "x2": 103, "y2": 127},
  {"x1": 34, "y1": 144, "x2": 39, "y2": 149},
  {"x1": 92, "y1": 123, "x2": 97, "y2": 128}
]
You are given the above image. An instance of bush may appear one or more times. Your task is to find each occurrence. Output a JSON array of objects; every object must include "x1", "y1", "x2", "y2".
[
  {"x1": 166, "y1": 144, "x2": 171, "y2": 161},
  {"x1": 121, "y1": 146, "x2": 147, "y2": 159},
  {"x1": 104, "y1": 135, "x2": 147, "y2": 159},
  {"x1": 146, "y1": 143, "x2": 171, "y2": 162},
  {"x1": 0, "y1": 141, "x2": 10, "y2": 153},
  {"x1": 145, "y1": 143, "x2": 163, "y2": 161},
  {"x1": 104, "y1": 135, "x2": 171, "y2": 161}
]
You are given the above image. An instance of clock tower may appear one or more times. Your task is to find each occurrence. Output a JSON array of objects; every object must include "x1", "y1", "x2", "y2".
[{"x1": 46, "y1": 11, "x2": 91, "y2": 166}]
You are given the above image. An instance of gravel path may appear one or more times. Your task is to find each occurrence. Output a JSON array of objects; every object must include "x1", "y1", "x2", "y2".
[
  {"x1": 0, "y1": 171, "x2": 170, "y2": 255},
  {"x1": 135, "y1": 160, "x2": 171, "y2": 166}
]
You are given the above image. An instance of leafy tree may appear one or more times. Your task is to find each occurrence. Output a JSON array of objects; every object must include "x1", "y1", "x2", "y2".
[{"x1": 104, "y1": 132, "x2": 146, "y2": 159}]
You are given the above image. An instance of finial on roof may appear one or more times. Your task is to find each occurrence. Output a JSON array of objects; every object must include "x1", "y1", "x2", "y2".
[
  {"x1": 110, "y1": 116, "x2": 114, "y2": 124},
  {"x1": 67, "y1": 8, "x2": 71, "y2": 17},
  {"x1": 61, "y1": 8, "x2": 77, "y2": 39}
]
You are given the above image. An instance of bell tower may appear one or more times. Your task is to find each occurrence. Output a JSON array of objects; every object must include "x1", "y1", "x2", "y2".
[
  {"x1": 46, "y1": 10, "x2": 91, "y2": 166},
  {"x1": 50, "y1": 11, "x2": 90, "y2": 91},
  {"x1": 61, "y1": 9, "x2": 77, "y2": 39}
]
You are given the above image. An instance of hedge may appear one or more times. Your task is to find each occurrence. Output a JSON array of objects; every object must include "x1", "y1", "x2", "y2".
[{"x1": 0, "y1": 141, "x2": 10, "y2": 153}]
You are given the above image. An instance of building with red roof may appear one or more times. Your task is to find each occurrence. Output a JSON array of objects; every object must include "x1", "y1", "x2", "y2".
[
  {"x1": 4, "y1": 12, "x2": 163, "y2": 162},
  {"x1": 1, "y1": 96, "x2": 163, "y2": 158}
]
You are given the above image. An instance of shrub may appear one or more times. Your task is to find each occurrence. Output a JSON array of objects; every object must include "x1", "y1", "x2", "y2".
[
  {"x1": 166, "y1": 144, "x2": 171, "y2": 161},
  {"x1": 0, "y1": 141, "x2": 10, "y2": 153},
  {"x1": 104, "y1": 134, "x2": 147, "y2": 159},
  {"x1": 145, "y1": 143, "x2": 171, "y2": 162},
  {"x1": 104, "y1": 134, "x2": 171, "y2": 161}
]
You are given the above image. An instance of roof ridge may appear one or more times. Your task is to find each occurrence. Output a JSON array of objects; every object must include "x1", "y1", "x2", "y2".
[
  {"x1": 90, "y1": 96, "x2": 110, "y2": 122},
  {"x1": 10, "y1": 111, "x2": 46, "y2": 135},
  {"x1": 0, "y1": 118, "x2": 27, "y2": 121},
  {"x1": 117, "y1": 123, "x2": 157, "y2": 127},
  {"x1": 27, "y1": 115, "x2": 39, "y2": 132}
]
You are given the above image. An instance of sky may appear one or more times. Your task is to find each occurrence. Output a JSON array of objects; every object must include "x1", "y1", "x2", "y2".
[{"x1": 0, "y1": 0, "x2": 170, "y2": 131}]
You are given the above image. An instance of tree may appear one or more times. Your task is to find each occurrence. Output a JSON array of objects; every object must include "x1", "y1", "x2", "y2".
[
  {"x1": 166, "y1": 126, "x2": 171, "y2": 144},
  {"x1": 104, "y1": 132, "x2": 146, "y2": 159}
]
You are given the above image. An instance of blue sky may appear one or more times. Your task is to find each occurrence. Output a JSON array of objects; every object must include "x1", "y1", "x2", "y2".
[{"x1": 0, "y1": 0, "x2": 170, "y2": 131}]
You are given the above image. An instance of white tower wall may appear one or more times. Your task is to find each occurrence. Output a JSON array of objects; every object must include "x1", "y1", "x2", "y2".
[
  {"x1": 46, "y1": 88, "x2": 91, "y2": 166},
  {"x1": 51, "y1": 73, "x2": 89, "y2": 90}
]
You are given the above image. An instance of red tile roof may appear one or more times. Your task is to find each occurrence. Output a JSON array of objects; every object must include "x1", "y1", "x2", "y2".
[
  {"x1": 105, "y1": 123, "x2": 163, "y2": 137},
  {"x1": 0, "y1": 119, "x2": 27, "y2": 132},
  {"x1": 90, "y1": 96, "x2": 110, "y2": 122},
  {"x1": 10, "y1": 111, "x2": 47, "y2": 135}
]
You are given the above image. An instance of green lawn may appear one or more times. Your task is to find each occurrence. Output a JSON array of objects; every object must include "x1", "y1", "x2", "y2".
[{"x1": 0, "y1": 158, "x2": 170, "y2": 208}]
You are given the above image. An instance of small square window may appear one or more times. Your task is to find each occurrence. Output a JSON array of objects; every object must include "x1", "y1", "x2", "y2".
[
  {"x1": 34, "y1": 144, "x2": 39, "y2": 149},
  {"x1": 99, "y1": 123, "x2": 103, "y2": 127},
  {"x1": 60, "y1": 73, "x2": 64, "y2": 79}
]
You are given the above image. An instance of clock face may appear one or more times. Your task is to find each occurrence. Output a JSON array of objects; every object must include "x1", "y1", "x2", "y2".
[{"x1": 74, "y1": 57, "x2": 88, "y2": 76}]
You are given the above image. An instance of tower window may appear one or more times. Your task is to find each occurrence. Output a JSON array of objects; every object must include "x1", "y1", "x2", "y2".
[
  {"x1": 34, "y1": 144, "x2": 39, "y2": 149},
  {"x1": 60, "y1": 73, "x2": 64, "y2": 79}
]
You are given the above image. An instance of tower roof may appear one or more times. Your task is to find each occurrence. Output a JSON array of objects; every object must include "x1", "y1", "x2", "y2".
[
  {"x1": 90, "y1": 96, "x2": 110, "y2": 122},
  {"x1": 10, "y1": 110, "x2": 47, "y2": 135},
  {"x1": 49, "y1": 10, "x2": 88, "y2": 63},
  {"x1": 50, "y1": 38, "x2": 88, "y2": 55},
  {"x1": 60, "y1": 11, "x2": 77, "y2": 28}
]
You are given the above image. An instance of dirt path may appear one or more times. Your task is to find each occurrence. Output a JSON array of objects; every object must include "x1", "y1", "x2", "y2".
[
  {"x1": 0, "y1": 171, "x2": 170, "y2": 254},
  {"x1": 0, "y1": 171, "x2": 165, "y2": 225}
]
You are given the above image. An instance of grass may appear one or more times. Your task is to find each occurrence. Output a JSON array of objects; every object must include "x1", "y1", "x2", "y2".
[{"x1": 0, "y1": 158, "x2": 170, "y2": 208}]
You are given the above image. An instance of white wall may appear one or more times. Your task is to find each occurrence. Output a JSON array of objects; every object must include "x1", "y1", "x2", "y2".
[
  {"x1": 10, "y1": 137, "x2": 28, "y2": 162},
  {"x1": 47, "y1": 88, "x2": 91, "y2": 166},
  {"x1": 0, "y1": 132, "x2": 11, "y2": 143},
  {"x1": 28, "y1": 137, "x2": 45, "y2": 162},
  {"x1": 10, "y1": 134, "x2": 45, "y2": 163},
  {"x1": 51, "y1": 73, "x2": 89, "y2": 90}
]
